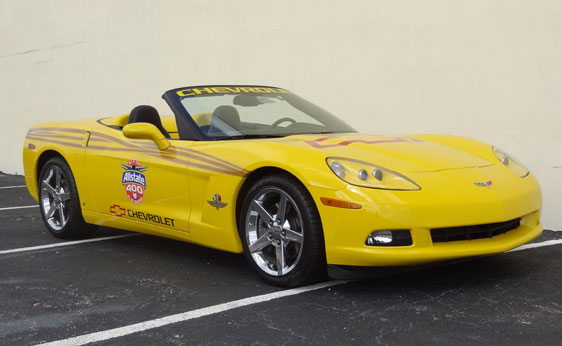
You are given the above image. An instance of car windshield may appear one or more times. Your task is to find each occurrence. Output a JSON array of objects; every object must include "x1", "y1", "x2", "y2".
[{"x1": 175, "y1": 86, "x2": 356, "y2": 139}]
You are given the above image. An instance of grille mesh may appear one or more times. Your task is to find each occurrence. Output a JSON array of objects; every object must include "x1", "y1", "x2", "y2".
[{"x1": 430, "y1": 218, "x2": 521, "y2": 243}]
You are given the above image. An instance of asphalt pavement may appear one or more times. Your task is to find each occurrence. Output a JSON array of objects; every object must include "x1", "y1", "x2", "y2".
[{"x1": 1, "y1": 172, "x2": 560, "y2": 346}]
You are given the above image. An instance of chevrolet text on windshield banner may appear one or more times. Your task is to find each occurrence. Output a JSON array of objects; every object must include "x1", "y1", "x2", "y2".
[{"x1": 176, "y1": 86, "x2": 291, "y2": 97}]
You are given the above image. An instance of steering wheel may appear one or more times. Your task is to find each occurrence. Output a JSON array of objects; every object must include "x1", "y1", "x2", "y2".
[{"x1": 270, "y1": 117, "x2": 297, "y2": 128}]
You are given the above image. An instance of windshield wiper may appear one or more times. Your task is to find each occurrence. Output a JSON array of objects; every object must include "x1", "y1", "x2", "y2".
[{"x1": 216, "y1": 134, "x2": 285, "y2": 140}]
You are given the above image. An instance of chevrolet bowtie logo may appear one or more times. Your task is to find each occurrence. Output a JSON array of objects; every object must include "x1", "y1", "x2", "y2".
[
  {"x1": 473, "y1": 181, "x2": 493, "y2": 189},
  {"x1": 109, "y1": 204, "x2": 126, "y2": 217}
]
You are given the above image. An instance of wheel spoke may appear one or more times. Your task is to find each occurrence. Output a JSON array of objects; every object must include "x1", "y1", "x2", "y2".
[
  {"x1": 249, "y1": 233, "x2": 271, "y2": 253},
  {"x1": 276, "y1": 242, "x2": 286, "y2": 276},
  {"x1": 43, "y1": 168, "x2": 54, "y2": 184},
  {"x1": 42, "y1": 169, "x2": 56, "y2": 197},
  {"x1": 42, "y1": 181, "x2": 56, "y2": 197},
  {"x1": 55, "y1": 169, "x2": 61, "y2": 191},
  {"x1": 276, "y1": 195, "x2": 288, "y2": 224},
  {"x1": 59, "y1": 191, "x2": 70, "y2": 202},
  {"x1": 57, "y1": 204, "x2": 66, "y2": 227},
  {"x1": 284, "y1": 229, "x2": 303, "y2": 244},
  {"x1": 46, "y1": 203, "x2": 57, "y2": 218},
  {"x1": 251, "y1": 200, "x2": 274, "y2": 224}
]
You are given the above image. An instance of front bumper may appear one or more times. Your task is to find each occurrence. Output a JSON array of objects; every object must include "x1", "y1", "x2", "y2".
[{"x1": 311, "y1": 165, "x2": 543, "y2": 267}]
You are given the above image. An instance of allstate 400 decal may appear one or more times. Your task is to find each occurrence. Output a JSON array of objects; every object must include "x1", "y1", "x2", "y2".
[{"x1": 121, "y1": 159, "x2": 147, "y2": 204}]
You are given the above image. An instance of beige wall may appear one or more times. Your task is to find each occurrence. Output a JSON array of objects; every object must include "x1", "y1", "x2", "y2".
[{"x1": 1, "y1": 0, "x2": 560, "y2": 228}]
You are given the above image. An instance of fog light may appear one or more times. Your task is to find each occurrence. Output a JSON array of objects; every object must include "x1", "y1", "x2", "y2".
[
  {"x1": 371, "y1": 231, "x2": 392, "y2": 244},
  {"x1": 366, "y1": 230, "x2": 413, "y2": 246}
]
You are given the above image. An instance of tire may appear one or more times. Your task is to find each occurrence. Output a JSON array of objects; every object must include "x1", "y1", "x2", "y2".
[
  {"x1": 238, "y1": 174, "x2": 326, "y2": 287},
  {"x1": 38, "y1": 157, "x2": 96, "y2": 238}
]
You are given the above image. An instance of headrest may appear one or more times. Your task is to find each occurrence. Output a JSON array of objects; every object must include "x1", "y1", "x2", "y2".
[
  {"x1": 128, "y1": 105, "x2": 170, "y2": 138},
  {"x1": 212, "y1": 105, "x2": 241, "y2": 130}
]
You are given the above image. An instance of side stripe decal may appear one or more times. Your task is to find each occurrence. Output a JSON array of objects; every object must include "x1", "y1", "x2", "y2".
[{"x1": 26, "y1": 127, "x2": 248, "y2": 177}]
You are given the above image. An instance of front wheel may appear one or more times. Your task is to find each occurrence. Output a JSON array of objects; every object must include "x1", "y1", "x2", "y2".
[
  {"x1": 39, "y1": 157, "x2": 96, "y2": 238},
  {"x1": 239, "y1": 174, "x2": 326, "y2": 287}
]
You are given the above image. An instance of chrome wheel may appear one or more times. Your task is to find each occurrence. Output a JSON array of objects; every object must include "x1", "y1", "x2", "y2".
[
  {"x1": 40, "y1": 166, "x2": 70, "y2": 231},
  {"x1": 245, "y1": 187, "x2": 305, "y2": 277}
]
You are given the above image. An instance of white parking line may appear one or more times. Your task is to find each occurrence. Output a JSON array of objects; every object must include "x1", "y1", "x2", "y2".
[
  {"x1": 0, "y1": 185, "x2": 26, "y2": 189},
  {"x1": 0, "y1": 205, "x2": 39, "y2": 211},
  {"x1": 34, "y1": 239, "x2": 561, "y2": 346},
  {"x1": 36, "y1": 280, "x2": 348, "y2": 346},
  {"x1": 0, "y1": 234, "x2": 139, "y2": 255}
]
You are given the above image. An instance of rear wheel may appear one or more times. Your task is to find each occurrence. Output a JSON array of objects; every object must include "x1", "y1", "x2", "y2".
[
  {"x1": 239, "y1": 174, "x2": 326, "y2": 287},
  {"x1": 39, "y1": 157, "x2": 96, "y2": 238}
]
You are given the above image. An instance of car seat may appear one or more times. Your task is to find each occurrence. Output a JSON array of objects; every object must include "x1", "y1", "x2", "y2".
[{"x1": 128, "y1": 105, "x2": 171, "y2": 139}]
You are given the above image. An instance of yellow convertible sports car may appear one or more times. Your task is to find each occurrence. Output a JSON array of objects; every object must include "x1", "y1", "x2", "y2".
[{"x1": 23, "y1": 85, "x2": 542, "y2": 287}]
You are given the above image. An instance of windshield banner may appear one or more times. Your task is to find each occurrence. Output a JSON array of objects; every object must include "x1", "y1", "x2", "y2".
[{"x1": 176, "y1": 86, "x2": 291, "y2": 97}]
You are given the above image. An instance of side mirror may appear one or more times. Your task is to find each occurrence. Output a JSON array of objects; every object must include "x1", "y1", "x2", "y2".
[{"x1": 123, "y1": 123, "x2": 170, "y2": 150}]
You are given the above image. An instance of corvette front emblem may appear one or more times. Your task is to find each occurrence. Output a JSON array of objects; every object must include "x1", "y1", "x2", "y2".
[
  {"x1": 473, "y1": 181, "x2": 493, "y2": 189},
  {"x1": 208, "y1": 194, "x2": 228, "y2": 210}
]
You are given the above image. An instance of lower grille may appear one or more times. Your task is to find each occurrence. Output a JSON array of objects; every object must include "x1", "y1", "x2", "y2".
[{"x1": 431, "y1": 218, "x2": 521, "y2": 243}]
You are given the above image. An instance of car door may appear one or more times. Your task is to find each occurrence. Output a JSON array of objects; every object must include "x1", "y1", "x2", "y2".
[{"x1": 84, "y1": 130, "x2": 191, "y2": 234}]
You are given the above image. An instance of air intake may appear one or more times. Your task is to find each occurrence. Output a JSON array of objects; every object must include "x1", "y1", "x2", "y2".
[{"x1": 431, "y1": 219, "x2": 521, "y2": 243}]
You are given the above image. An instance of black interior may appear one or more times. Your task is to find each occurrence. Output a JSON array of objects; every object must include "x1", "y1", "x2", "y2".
[{"x1": 128, "y1": 105, "x2": 171, "y2": 139}]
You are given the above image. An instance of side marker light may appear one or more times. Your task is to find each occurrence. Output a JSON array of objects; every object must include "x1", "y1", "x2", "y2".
[{"x1": 320, "y1": 197, "x2": 362, "y2": 209}]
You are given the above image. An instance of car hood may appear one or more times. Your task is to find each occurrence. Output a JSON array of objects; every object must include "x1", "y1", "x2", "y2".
[{"x1": 283, "y1": 133, "x2": 493, "y2": 173}]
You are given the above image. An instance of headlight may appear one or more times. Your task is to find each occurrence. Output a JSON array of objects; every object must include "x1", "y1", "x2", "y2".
[
  {"x1": 492, "y1": 146, "x2": 529, "y2": 178},
  {"x1": 326, "y1": 157, "x2": 420, "y2": 190}
]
